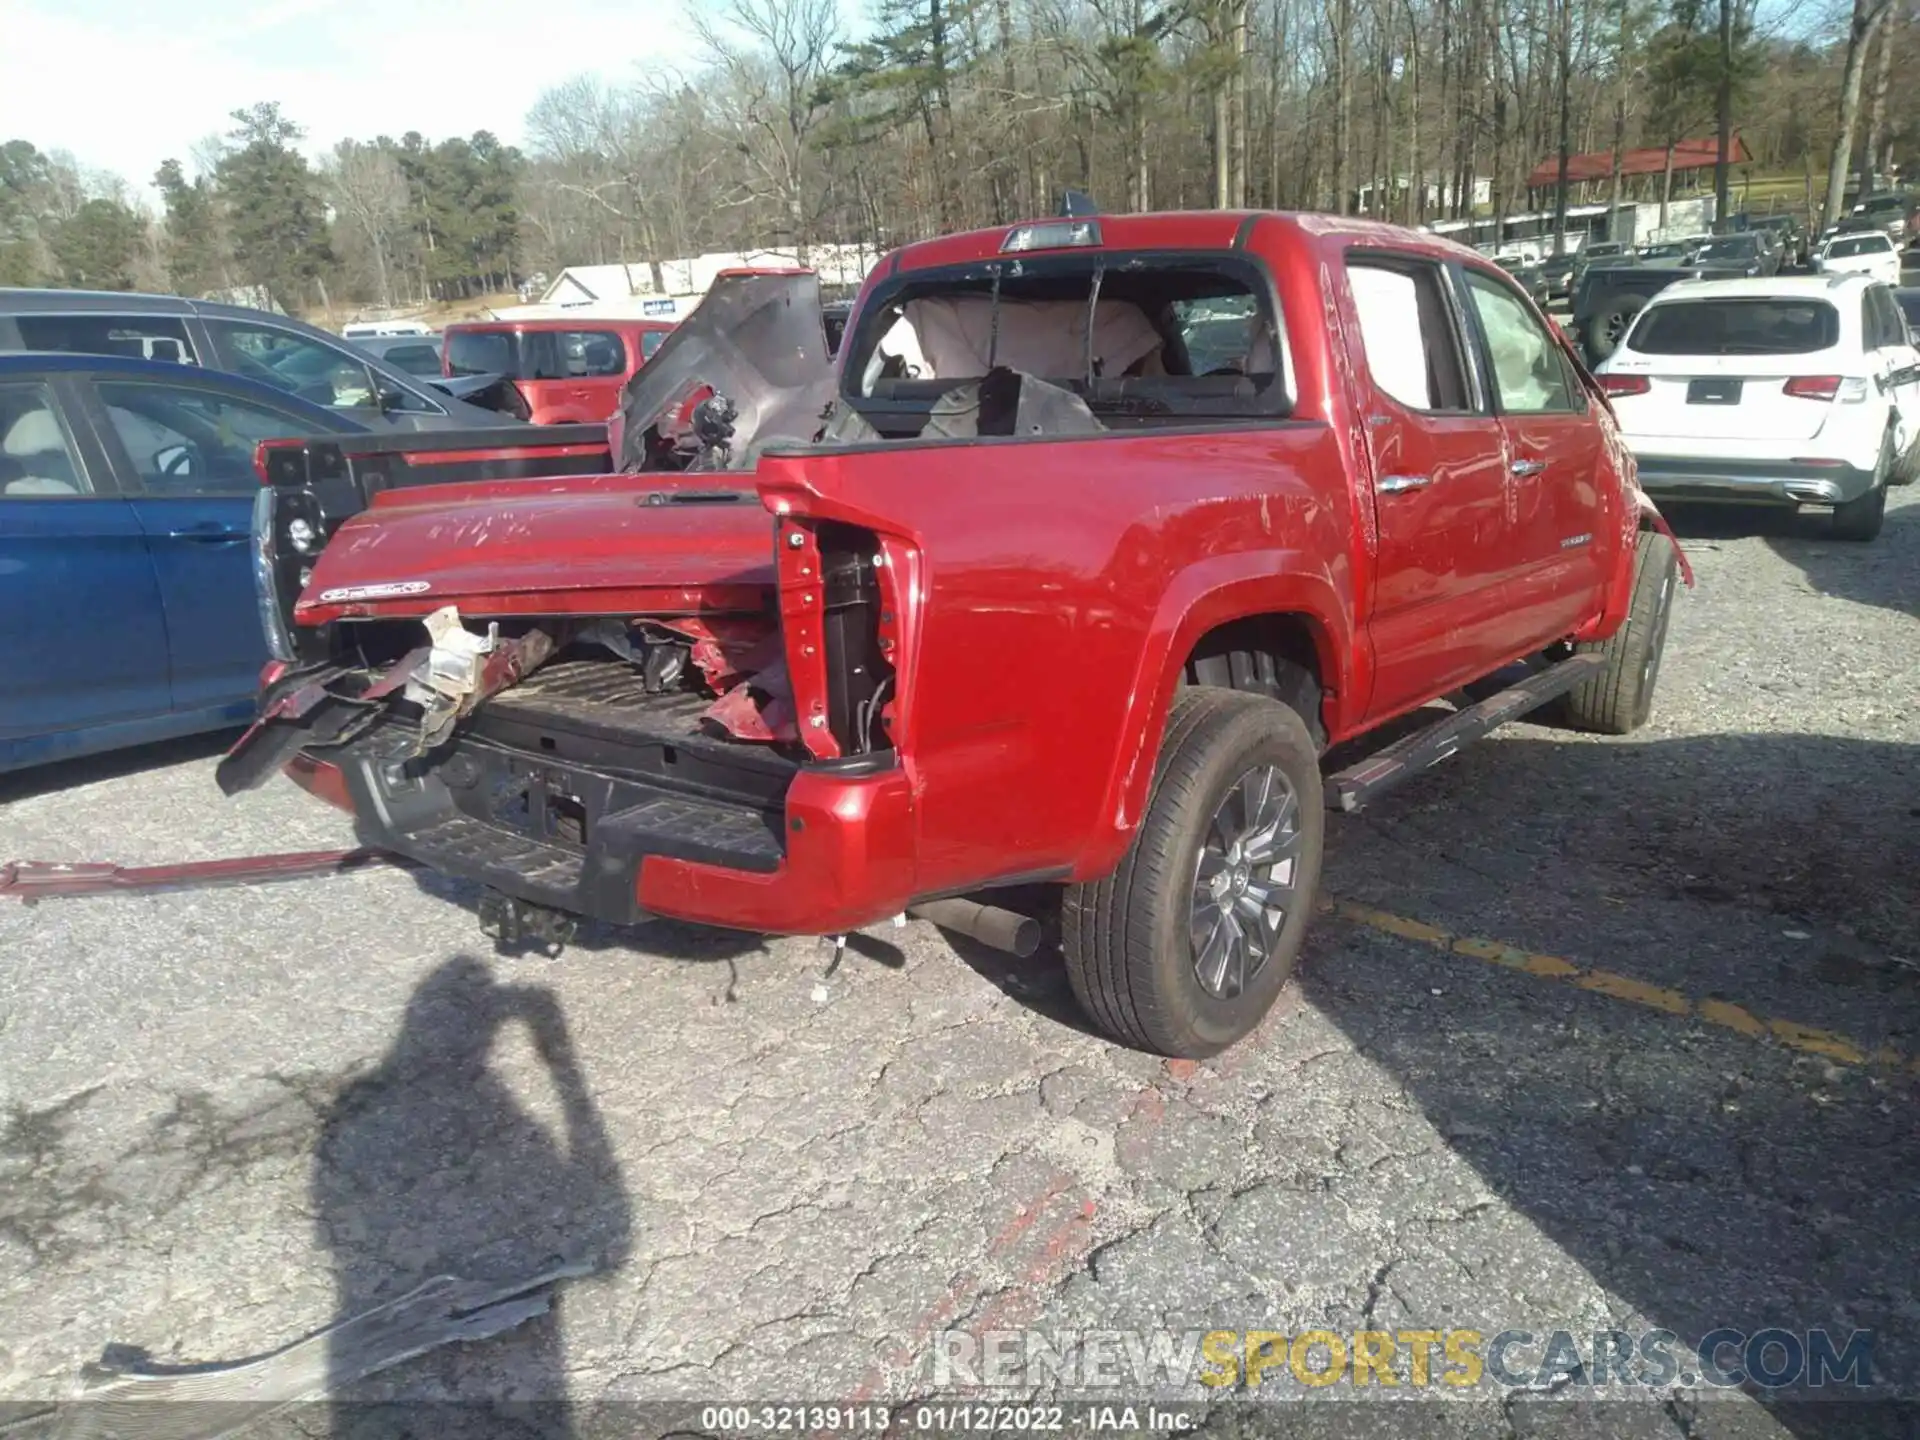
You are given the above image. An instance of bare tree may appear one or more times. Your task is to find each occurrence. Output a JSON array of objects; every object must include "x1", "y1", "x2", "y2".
[
  {"x1": 695, "y1": 0, "x2": 844, "y2": 260},
  {"x1": 324, "y1": 141, "x2": 410, "y2": 308},
  {"x1": 1823, "y1": 0, "x2": 1893, "y2": 224}
]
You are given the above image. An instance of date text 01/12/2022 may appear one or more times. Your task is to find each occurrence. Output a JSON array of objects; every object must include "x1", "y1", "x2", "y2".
[{"x1": 699, "y1": 1404, "x2": 1195, "y2": 1433}]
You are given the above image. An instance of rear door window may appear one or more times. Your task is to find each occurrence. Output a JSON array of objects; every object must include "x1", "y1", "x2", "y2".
[
  {"x1": 0, "y1": 382, "x2": 92, "y2": 496},
  {"x1": 1346, "y1": 260, "x2": 1474, "y2": 412},
  {"x1": 203, "y1": 319, "x2": 380, "y2": 413},
  {"x1": 3, "y1": 314, "x2": 197, "y2": 364},
  {"x1": 95, "y1": 379, "x2": 326, "y2": 494}
]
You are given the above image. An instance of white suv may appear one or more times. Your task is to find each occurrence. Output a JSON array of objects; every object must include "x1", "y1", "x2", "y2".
[
  {"x1": 1814, "y1": 230, "x2": 1902, "y2": 285},
  {"x1": 1593, "y1": 274, "x2": 1920, "y2": 540}
]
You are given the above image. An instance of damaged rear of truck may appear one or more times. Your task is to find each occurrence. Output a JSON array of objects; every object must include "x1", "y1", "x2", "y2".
[{"x1": 221, "y1": 217, "x2": 1668, "y2": 1056}]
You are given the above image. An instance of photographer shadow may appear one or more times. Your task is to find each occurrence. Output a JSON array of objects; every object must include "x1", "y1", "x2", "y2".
[{"x1": 312, "y1": 955, "x2": 632, "y2": 1438}]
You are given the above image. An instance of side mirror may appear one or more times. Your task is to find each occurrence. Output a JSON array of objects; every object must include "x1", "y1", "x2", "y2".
[
  {"x1": 1909, "y1": 325, "x2": 1920, "y2": 347},
  {"x1": 376, "y1": 384, "x2": 408, "y2": 413},
  {"x1": 153, "y1": 443, "x2": 195, "y2": 477}
]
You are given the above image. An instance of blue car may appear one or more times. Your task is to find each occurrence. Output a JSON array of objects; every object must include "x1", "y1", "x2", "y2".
[{"x1": 0, "y1": 352, "x2": 366, "y2": 772}]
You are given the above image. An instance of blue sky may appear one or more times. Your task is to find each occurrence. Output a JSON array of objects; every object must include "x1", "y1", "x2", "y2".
[{"x1": 0, "y1": 0, "x2": 712, "y2": 198}]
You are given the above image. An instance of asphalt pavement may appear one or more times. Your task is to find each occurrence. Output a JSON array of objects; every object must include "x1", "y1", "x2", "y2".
[{"x1": 1, "y1": 490, "x2": 1916, "y2": 1440}]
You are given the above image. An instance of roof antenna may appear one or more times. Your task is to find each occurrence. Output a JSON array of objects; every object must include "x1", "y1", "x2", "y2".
[{"x1": 1059, "y1": 189, "x2": 1099, "y2": 219}]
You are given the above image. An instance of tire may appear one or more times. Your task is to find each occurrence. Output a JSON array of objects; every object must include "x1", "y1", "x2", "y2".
[
  {"x1": 1582, "y1": 294, "x2": 1645, "y2": 364},
  {"x1": 1831, "y1": 433, "x2": 1891, "y2": 541},
  {"x1": 1560, "y1": 529, "x2": 1678, "y2": 735},
  {"x1": 1062, "y1": 688, "x2": 1325, "y2": 1058}
]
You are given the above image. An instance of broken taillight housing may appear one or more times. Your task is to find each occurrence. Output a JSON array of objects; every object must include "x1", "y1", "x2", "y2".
[
  {"x1": 1599, "y1": 374, "x2": 1650, "y2": 397},
  {"x1": 773, "y1": 518, "x2": 894, "y2": 760}
]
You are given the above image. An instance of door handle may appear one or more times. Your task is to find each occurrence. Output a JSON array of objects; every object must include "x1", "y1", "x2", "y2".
[
  {"x1": 165, "y1": 524, "x2": 246, "y2": 543},
  {"x1": 1377, "y1": 474, "x2": 1431, "y2": 494},
  {"x1": 1510, "y1": 458, "x2": 1548, "y2": 477}
]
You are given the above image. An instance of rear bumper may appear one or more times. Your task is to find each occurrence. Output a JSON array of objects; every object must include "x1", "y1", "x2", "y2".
[
  {"x1": 1631, "y1": 455, "x2": 1878, "y2": 506},
  {"x1": 290, "y1": 726, "x2": 918, "y2": 936}
]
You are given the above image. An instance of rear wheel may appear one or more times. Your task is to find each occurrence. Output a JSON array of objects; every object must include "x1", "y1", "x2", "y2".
[
  {"x1": 1582, "y1": 294, "x2": 1645, "y2": 364},
  {"x1": 1831, "y1": 433, "x2": 1891, "y2": 542},
  {"x1": 1062, "y1": 688, "x2": 1325, "y2": 1058},
  {"x1": 1560, "y1": 529, "x2": 1678, "y2": 735}
]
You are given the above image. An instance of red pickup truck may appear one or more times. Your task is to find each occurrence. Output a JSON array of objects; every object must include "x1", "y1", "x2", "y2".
[{"x1": 220, "y1": 212, "x2": 1685, "y2": 1058}]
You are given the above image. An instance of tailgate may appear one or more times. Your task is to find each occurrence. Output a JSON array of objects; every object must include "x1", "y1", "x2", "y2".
[{"x1": 254, "y1": 424, "x2": 616, "y2": 650}]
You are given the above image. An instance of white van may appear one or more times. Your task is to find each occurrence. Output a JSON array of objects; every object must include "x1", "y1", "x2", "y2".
[{"x1": 341, "y1": 320, "x2": 434, "y2": 339}]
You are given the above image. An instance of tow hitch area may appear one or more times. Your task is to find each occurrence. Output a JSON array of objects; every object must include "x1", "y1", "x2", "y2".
[{"x1": 478, "y1": 887, "x2": 580, "y2": 956}]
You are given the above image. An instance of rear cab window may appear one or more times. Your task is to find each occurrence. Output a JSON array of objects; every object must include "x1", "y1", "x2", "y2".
[
  {"x1": 841, "y1": 250, "x2": 1293, "y2": 437},
  {"x1": 1828, "y1": 235, "x2": 1893, "y2": 257},
  {"x1": 1625, "y1": 299, "x2": 1841, "y2": 356}
]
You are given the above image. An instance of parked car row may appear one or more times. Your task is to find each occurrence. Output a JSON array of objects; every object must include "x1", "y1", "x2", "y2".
[
  {"x1": 1593, "y1": 273, "x2": 1920, "y2": 542},
  {"x1": 0, "y1": 291, "x2": 509, "y2": 429},
  {"x1": 0, "y1": 351, "x2": 369, "y2": 770}
]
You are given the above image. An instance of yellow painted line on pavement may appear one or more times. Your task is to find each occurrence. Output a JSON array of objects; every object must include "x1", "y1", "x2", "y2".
[{"x1": 1329, "y1": 899, "x2": 1913, "y2": 1075}]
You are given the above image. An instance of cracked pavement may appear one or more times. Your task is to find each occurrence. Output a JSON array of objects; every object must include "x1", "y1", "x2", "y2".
[{"x1": 2, "y1": 493, "x2": 1917, "y2": 1439}]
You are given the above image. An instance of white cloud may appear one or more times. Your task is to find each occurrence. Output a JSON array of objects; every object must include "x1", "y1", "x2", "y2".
[{"x1": 0, "y1": 0, "x2": 707, "y2": 202}]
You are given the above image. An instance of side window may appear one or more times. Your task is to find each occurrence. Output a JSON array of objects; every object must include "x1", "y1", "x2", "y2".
[
  {"x1": 10, "y1": 314, "x2": 197, "y2": 364},
  {"x1": 96, "y1": 380, "x2": 316, "y2": 496},
  {"x1": 562, "y1": 331, "x2": 627, "y2": 377},
  {"x1": 640, "y1": 329, "x2": 669, "y2": 359},
  {"x1": 0, "y1": 383, "x2": 90, "y2": 496},
  {"x1": 1871, "y1": 288, "x2": 1906, "y2": 348},
  {"x1": 203, "y1": 319, "x2": 383, "y2": 414},
  {"x1": 1346, "y1": 259, "x2": 1473, "y2": 413},
  {"x1": 1463, "y1": 271, "x2": 1581, "y2": 415}
]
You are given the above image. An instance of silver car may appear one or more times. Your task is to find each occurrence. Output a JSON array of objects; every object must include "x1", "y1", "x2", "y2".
[{"x1": 0, "y1": 290, "x2": 512, "y2": 430}]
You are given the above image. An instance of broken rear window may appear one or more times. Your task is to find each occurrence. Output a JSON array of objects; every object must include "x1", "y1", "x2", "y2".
[{"x1": 843, "y1": 252, "x2": 1293, "y2": 429}]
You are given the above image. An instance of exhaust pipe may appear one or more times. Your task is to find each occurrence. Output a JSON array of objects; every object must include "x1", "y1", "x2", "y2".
[{"x1": 907, "y1": 898, "x2": 1041, "y2": 957}]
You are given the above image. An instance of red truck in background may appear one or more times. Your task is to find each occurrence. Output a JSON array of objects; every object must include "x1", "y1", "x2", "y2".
[{"x1": 220, "y1": 210, "x2": 1686, "y2": 1058}]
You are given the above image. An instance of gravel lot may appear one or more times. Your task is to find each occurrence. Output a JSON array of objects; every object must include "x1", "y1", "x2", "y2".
[{"x1": 1, "y1": 491, "x2": 1916, "y2": 1439}]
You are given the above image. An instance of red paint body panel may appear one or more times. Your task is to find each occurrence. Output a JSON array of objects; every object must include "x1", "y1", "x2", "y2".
[{"x1": 272, "y1": 210, "x2": 1674, "y2": 937}]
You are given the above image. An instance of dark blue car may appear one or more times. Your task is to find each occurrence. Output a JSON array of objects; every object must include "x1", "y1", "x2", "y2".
[{"x1": 0, "y1": 352, "x2": 365, "y2": 772}]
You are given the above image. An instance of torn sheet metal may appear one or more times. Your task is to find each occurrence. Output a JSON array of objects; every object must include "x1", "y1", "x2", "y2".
[
  {"x1": 614, "y1": 270, "x2": 837, "y2": 473},
  {"x1": 11, "y1": 1262, "x2": 592, "y2": 1440},
  {"x1": 703, "y1": 657, "x2": 798, "y2": 743},
  {"x1": 405, "y1": 605, "x2": 557, "y2": 753}
]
